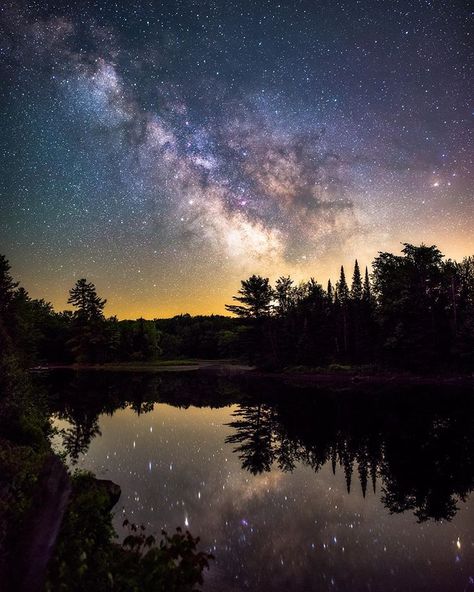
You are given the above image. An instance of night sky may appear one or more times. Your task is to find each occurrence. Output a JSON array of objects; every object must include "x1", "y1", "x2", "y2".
[{"x1": 1, "y1": 1, "x2": 472, "y2": 318}]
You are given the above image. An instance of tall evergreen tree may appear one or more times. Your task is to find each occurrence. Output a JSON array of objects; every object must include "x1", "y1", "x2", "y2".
[
  {"x1": 362, "y1": 267, "x2": 372, "y2": 302},
  {"x1": 225, "y1": 275, "x2": 274, "y2": 319},
  {"x1": 327, "y1": 279, "x2": 334, "y2": 303},
  {"x1": 225, "y1": 275, "x2": 275, "y2": 365},
  {"x1": 67, "y1": 279, "x2": 107, "y2": 362},
  {"x1": 351, "y1": 260, "x2": 363, "y2": 301},
  {"x1": 336, "y1": 267, "x2": 349, "y2": 353},
  {"x1": 336, "y1": 266, "x2": 349, "y2": 303},
  {"x1": 348, "y1": 260, "x2": 364, "y2": 359},
  {"x1": 68, "y1": 279, "x2": 106, "y2": 321},
  {"x1": 0, "y1": 255, "x2": 19, "y2": 316}
]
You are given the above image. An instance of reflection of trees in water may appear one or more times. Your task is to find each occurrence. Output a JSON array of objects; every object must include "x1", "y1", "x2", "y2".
[
  {"x1": 55, "y1": 397, "x2": 155, "y2": 463},
  {"x1": 226, "y1": 395, "x2": 474, "y2": 522},
  {"x1": 57, "y1": 412, "x2": 101, "y2": 464},
  {"x1": 47, "y1": 371, "x2": 245, "y2": 464},
  {"x1": 225, "y1": 405, "x2": 276, "y2": 474},
  {"x1": 379, "y1": 412, "x2": 474, "y2": 522},
  {"x1": 225, "y1": 405, "x2": 382, "y2": 498},
  {"x1": 44, "y1": 371, "x2": 474, "y2": 522},
  {"x1": 51, "y1": 371, "x2": 159, "y2": 464}
]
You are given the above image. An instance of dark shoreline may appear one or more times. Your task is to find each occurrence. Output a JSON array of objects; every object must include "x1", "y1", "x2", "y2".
[{"x1": 30, "y1": 361, "x2": 474, "y2": 388}]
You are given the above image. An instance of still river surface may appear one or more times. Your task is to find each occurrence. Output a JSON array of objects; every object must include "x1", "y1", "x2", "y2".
[{"x1": 45, "y1": 370, "x2": 474, "y2": 591}]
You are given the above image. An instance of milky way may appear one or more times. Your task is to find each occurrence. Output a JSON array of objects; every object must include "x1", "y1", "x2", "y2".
[{"x1": 0, "y1": 1, "x2": 472, "y2": 316}]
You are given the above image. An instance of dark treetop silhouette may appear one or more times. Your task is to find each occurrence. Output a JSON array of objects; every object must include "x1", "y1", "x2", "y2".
[{"x1": 1, "y1": 243, "x2": 473, "y2": 372}]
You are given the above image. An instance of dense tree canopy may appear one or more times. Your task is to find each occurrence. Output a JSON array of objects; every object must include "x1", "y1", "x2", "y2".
[{"x1": 0, "y1": 243, "x2": 473, "y2": 371}]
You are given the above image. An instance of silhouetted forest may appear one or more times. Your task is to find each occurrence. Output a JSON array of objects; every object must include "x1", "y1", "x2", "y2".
[{"x1": 1, "y1": 242, "x2": 474, "y2": 372}]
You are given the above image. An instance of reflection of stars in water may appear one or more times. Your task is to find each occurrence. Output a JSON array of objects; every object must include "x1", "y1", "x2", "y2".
[{"x1": 61, "y1": 403, "x2": 474, "y2": 591}]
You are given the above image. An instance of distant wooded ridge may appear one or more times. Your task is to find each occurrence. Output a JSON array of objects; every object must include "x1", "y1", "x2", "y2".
[{"x1": 1, "y1": 243, "x2": 473, "y2": 371}]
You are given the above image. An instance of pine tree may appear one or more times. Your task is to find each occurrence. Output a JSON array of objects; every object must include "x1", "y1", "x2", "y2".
[
  {"x1": 225, "y1": 275, "x2": 274, "y2": 319},
  {"x1": 67, "y1": 279, "x2": 107, "y2": 362},
  {"x1": 327, "y1": 279, "x2": 334, "y2": 302},
  {"x1": 0, "y1": 255, "x2": 19, "y2": 315},
  {"x1": 336, "y1": 266, "x2": 349, "y2": 303},
  {"x1": 362, "y1": 267, "x2": 372, "y2": 303},
  {"x1": 68, "y1": 279, "x2": 106, "y2": 321},
  {"x1": 351, "y1": 260, "x2": 363, "y2": 301},
  {"x1": 335, "y1": 267, "x2": 349, "y2": 354}
]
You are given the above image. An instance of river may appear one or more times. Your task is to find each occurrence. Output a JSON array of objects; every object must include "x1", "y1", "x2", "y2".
[{"x1": 42, "y1": 370, "x2": 474, "y2": 591}]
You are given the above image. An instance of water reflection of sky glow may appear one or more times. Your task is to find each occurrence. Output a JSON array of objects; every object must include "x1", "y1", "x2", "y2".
[{"x1": 54, "y1": 404, "x2": 474, "y2": 592}]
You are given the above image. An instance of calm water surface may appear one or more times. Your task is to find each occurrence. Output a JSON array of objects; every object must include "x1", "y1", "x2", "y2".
[{"x1": 46, "y1": 371, "x2": 474, "y2": 592}]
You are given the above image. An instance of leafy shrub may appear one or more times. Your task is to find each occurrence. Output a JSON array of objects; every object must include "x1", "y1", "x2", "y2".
[{"x1": 47, "y1": 473, "x2": 213, "y2": 592}]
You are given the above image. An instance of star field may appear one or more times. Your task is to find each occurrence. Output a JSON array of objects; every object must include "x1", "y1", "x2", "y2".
[{"x1": 0, "y1": 1, "x2": 472, "y2": 317}]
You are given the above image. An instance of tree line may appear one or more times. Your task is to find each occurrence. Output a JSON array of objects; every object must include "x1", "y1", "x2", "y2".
[
  {"x1": 0, "y1": 257, "x2": 238, "y2": 364},
  {"x1": 226, "y1": 243, "x2": 474, "y2": 371},
  {"x1": 1, "y1": 242, "x2": 473, "y2": 371}
]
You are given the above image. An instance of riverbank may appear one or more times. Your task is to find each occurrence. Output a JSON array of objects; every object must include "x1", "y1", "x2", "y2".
[
  {"x1": 31, "y1": 359, "x2": 255, "y2": 373},
  {"x1": 30, "y1": 360, "x2": 474, "y2": 387}
]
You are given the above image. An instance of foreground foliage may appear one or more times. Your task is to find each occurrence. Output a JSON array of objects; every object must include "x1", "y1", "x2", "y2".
[{"x1": 47, "y1": 473, "x2": 213, "y2": 592}]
